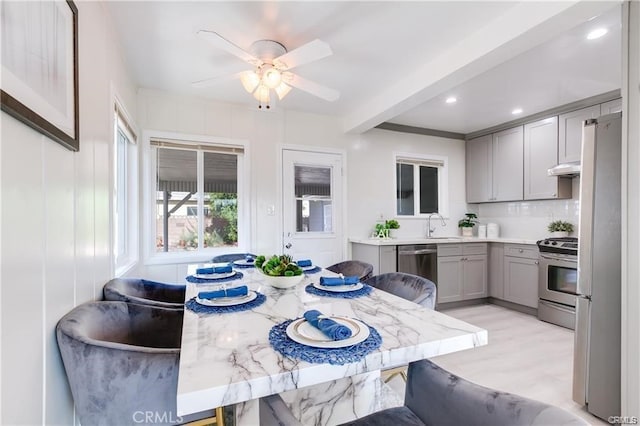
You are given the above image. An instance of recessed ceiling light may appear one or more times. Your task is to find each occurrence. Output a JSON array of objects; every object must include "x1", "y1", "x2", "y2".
[
  {"x1": 587, "y1": 28, "x2": 608, "y2": 40},
  {"x1": 445, "y1": 96, "x2": 457, "y2": 104},
  {"x1": 512, "y1": 108, "x2": 523, "y2": 115}
]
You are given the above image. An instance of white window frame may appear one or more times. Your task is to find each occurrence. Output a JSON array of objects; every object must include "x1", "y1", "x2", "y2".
[
  {"x1": 142, "y1": 130, "x2": 250, "y2": 265},
  {"x1": 112, "y1": 95, "x2": 139, "y2": 277},
  {"x1": 393, "y1": 152, "x2": 450, "y2": 218}
]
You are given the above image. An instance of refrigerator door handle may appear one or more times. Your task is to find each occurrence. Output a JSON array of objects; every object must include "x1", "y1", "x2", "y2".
[
  {"x1": 577, "y1": 121, "x2": 596, "y2": 297},
  {"x1": 573, "y1": 296, "x2": 591, "y2": 406}
]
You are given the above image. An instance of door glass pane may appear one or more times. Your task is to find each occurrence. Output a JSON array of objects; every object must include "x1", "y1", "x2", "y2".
[
  {"x1": 294, "y1": 165, "x2": 332, "y2": 232},
  {"x1": 419, "y1": 165, "x2": 439, "y2": 214},
  {"x1": 155, "y1": 148, "x2": 198, "y2": 252},
  {"x1": 396, "y1": 163, "x2": 414, "y2": 215},
  {"x1": 204, "y1": 152, "x2": 238, "y2": 248}
]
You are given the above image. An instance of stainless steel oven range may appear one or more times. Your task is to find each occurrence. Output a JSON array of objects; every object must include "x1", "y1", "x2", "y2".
[{"x1": 537, "y1": 237, "x2": 578, "y2": 330}]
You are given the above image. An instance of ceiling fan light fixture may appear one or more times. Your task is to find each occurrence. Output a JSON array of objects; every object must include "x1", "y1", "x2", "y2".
[
  {"x1": 240, "y1": 71, "x2": 260, "y2": 93},
  {"x1": 253, "y1": 84, "x2": 271, "y2": 107},
  {"x1": 275, "y1": 82, "x2": 292, "y2": 100},
  {"x1": 262, "y1": 67, "x2": 282, "y2": 89}
]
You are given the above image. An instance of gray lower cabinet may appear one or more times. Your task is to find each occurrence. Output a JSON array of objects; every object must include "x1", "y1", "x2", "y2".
[
  {"x1": 502, "y1": 244, "x2": 539, "y2": 308},
  {"x1": 436, "y1": 244, "x2": 487, "y2": 304},
  {"x1": 351, "y1": 243, "x2": 396, "y2": 276}
]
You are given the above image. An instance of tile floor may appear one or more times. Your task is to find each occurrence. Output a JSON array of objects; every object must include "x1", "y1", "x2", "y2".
[{"x1": 387, "y1": 303, "x2": 608, "y2": 425}]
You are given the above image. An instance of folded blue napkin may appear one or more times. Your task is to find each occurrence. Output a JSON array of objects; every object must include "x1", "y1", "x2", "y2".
[
  {"x1": 319, "y1": 276, "x2": 359, "y2": 286},
  {"x1": 296, "y1": 259, "x2": 312, "y2": 267},
  {"x1": 198, "y1": 285, "x2": 248, "y2": 300},
  {"x1": 197, "y1": 265, "x2": 232, "y2": 274},
  {"x1": 303, "y1": 310, "x2": 352, "y2": 341}
]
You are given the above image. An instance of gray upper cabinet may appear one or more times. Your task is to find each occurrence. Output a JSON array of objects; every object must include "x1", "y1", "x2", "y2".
[
  {"x1": 524, "y1": 117, "x2": 571, "y2": 200},
  {"x1": 466, "y1": 127, "x2": 523, "y2": 203},
  {"x1": 558, "y1": 105, "x2": 601, "y2": 163},
  {"x1": 601, "y1": 98, "x2": 622, "y2": 114},
  {"x1": 466, "y1": 134, "x2": 492, "y2": 203},
  {"x1": 491, "y1": 126, "x2": 524, "y2": 202}
]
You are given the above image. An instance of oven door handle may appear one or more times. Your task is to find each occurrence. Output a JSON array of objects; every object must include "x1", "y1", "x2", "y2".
[{"x1": 539, "y1": 253, "x2": 577, "y2": 263}]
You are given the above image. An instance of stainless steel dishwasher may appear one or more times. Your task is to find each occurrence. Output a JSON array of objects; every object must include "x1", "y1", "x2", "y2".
[{"x1": 397, "y1": 244, "x2": 438, "y2": 285}]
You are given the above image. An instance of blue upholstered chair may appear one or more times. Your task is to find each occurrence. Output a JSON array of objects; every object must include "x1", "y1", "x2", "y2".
[
  {"x1": 326, "y1": 260, "x2": 374, "y2": 281},
  {"x1": 56, "y1": 302, "x2": 220, "y2": 425},
  {"x1": 103, "y1": 278, "x2": 185, "y2": 310},
  {"x1": 259, "y1": 359, "x2": 588, "y2": 426},
  {"x1": 363, "y1": 272, "x2": 436, "y2": 310},
  {"x1": 211, "y1": 253, "x2": 256, "y2": 263}
]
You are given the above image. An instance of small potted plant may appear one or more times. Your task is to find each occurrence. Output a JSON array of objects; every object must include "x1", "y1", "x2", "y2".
[
  {"x1": 458, "y1": 213, "x2": 478, "y2": 237},
  {"x1": 374, "y1": 223, "x2": 389, "y2": 239},
  {"x1": 385, "y1": 219, "x2": 400, "y2": 238},
  {"x1": 548, "y1": 220, "x2": 574, "y2": 237}
]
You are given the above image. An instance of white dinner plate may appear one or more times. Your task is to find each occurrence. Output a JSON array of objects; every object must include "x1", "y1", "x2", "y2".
[
  {"x1": 193, "y1": 271, "x2": 236, "y2": 280},
  {"x1": 299, "y1": 264, "x2": 317, "y2": 271},
  {"x1": 313, "y1": 281, "x2": 364, "y2": 293},
  {"x1": 233, "y1": 259, "x2": 255, "y2": 266},
  {"x1": 285, "y1": 317, "x2": 370, "y2": 348},
  {"x1": 196, "y1": 290, "x2": 257, "y2": 307}
]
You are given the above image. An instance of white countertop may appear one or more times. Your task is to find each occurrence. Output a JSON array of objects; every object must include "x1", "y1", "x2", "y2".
[
  {"x1": 349, "y1": 236, "x2": 539, "y2": 246},
  {"x1": 176, "y1": 265, "x2": 488, "y2": 418}
]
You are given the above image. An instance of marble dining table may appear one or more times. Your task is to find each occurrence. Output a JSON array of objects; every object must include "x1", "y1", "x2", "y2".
[{"x1": 176, "y1": 262, "x2": 488, "y2": 425}]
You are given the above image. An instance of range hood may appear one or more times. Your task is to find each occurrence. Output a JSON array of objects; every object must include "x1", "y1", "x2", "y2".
[{"x1": 548, "y1": 161, "x2": 581, "y2": 177}]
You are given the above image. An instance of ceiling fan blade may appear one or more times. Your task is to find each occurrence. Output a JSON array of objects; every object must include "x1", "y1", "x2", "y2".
[
  {"x1": 283, "y1": 72, "x2": 340, "y2": 102},
  {"x1": 197, "y1": 30, "x2": 263, "y2": 67},
  {"x1": 273, "y1": 39, "x2": 332, "y2": 70},
  {"x1": 191, "y1": 71, "x2": 244, "y2": 88}
]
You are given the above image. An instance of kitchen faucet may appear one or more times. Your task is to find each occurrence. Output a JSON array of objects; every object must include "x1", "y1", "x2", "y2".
[{"x1": 427, "y1": 213, "x2": 446, "y2": 237}]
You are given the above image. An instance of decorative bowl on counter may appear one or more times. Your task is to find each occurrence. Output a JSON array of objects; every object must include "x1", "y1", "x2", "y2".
[{"x1": 255, "y1": 254, "x2": 305, "y2": 289}]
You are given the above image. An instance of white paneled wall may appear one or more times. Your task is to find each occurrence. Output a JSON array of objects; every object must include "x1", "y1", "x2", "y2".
[{"x1": 0, "y1": 2, "x2": 137, "y2": 424}]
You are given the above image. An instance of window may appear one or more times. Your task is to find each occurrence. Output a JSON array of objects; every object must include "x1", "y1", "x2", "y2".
[
  {"x1": 148, "y1": 137, "x2": 246, "y2": 259},
  {"x1": 395, "y1": 154, "x2": 448, "y2": 217},
  {"x1": 113, "y1": 103, "x2": 138, "y2": 275}
]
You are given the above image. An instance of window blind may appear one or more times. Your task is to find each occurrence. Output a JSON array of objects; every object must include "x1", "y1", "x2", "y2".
[{"x1": 150, "y1": 138, "x2": 244, "y2": 154}]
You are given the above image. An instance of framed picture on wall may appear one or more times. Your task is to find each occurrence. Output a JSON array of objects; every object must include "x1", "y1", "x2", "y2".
[{"x1": 1, "y1": 0, "x2": 79, "y2": 151}]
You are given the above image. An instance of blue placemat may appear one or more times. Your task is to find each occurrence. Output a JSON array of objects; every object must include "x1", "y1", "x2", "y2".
[
  {"x1": 303, "y1": 266, "x2": 322, "y2": 274},
  {"x1": 305, "y1": 283, "x2": 373, "y2": 299},
  {"x1": 269, "y1": 318, "x2": 382, "y2": 365},
  {"x1": 185, "y1": 291, "x2": 266, "y2": 314},
  {"x1": 186, "y1": 271, "x2": 244, "y2": 284}
]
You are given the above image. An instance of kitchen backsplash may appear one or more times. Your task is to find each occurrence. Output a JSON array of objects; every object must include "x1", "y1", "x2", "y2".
[{"x1": 477, "y1": 177, "x2": 580, "y2": 240}]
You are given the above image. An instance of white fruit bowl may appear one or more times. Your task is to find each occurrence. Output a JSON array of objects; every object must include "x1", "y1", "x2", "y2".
[{"x1": 257, "y1": 269, "x2": 304, "y2": 289}]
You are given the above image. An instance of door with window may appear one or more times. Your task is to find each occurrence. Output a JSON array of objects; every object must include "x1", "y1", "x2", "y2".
[{"x1": 282, "y1": 149, "x2": 343, "y2": 267}]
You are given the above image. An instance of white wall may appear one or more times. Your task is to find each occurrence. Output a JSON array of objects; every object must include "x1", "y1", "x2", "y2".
[
  {"x1": 477, "y1": 177, "x2": 580, "y2": 239},
  {"x1": 0, "y1": 2, "x2": 137, "y2": 424},
  {"x1": 347, "y1": 128, "x2": 468, "y2": 240}
]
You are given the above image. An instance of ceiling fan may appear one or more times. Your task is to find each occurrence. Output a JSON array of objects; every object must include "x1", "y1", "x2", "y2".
[{"x1": 194, "y1": 31, "x2": 340, "y2": 109}]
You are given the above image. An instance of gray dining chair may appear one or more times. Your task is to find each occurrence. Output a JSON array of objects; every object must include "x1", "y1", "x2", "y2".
[
  {"x1": 364, "y1": 272, "x2": 436, "y2": 382},
  {"x1": 56, "y1": 301, "x2": 221, "y2": 426},
  {"x1": 364, "y1": 272, "x2": 436, "y2": 310},
  {"x1": 326, "y1": 260, "x2": 374, "y2": 281},
  {"x1": 211, "y1": 253, "x2": 256, "y2": 263},
  {"x1": 103, "y1": 277, "x2": 185, "y2": 310},
  {"x1": 259, "y1": 359, "x2": 588, "y2": 426}
]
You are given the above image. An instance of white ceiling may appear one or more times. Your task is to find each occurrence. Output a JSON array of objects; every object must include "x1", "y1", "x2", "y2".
[{"x1": 106, "y1": 1, "x2": 622, "y2": 135}]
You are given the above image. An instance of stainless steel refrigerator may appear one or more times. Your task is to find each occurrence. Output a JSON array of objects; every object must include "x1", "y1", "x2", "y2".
[{"x1": 573, "y1": 112, "x2": 622, "y2": 420}]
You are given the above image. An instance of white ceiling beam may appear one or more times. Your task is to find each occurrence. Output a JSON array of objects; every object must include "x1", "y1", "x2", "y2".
[{"x1": 343, "y1": 1, "x2": 620, "y2": 134}]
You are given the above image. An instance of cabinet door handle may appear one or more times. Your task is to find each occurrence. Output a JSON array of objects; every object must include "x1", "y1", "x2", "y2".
[
  {"x1": 535, "y1": 261, "x2": 539, "y2": 265},
  {"x1": 519, "y1": 249, "x2": 523, "y2": 253},
  {"x1": 552, "y1": 193, "x2": 557, "y2": 197}
]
